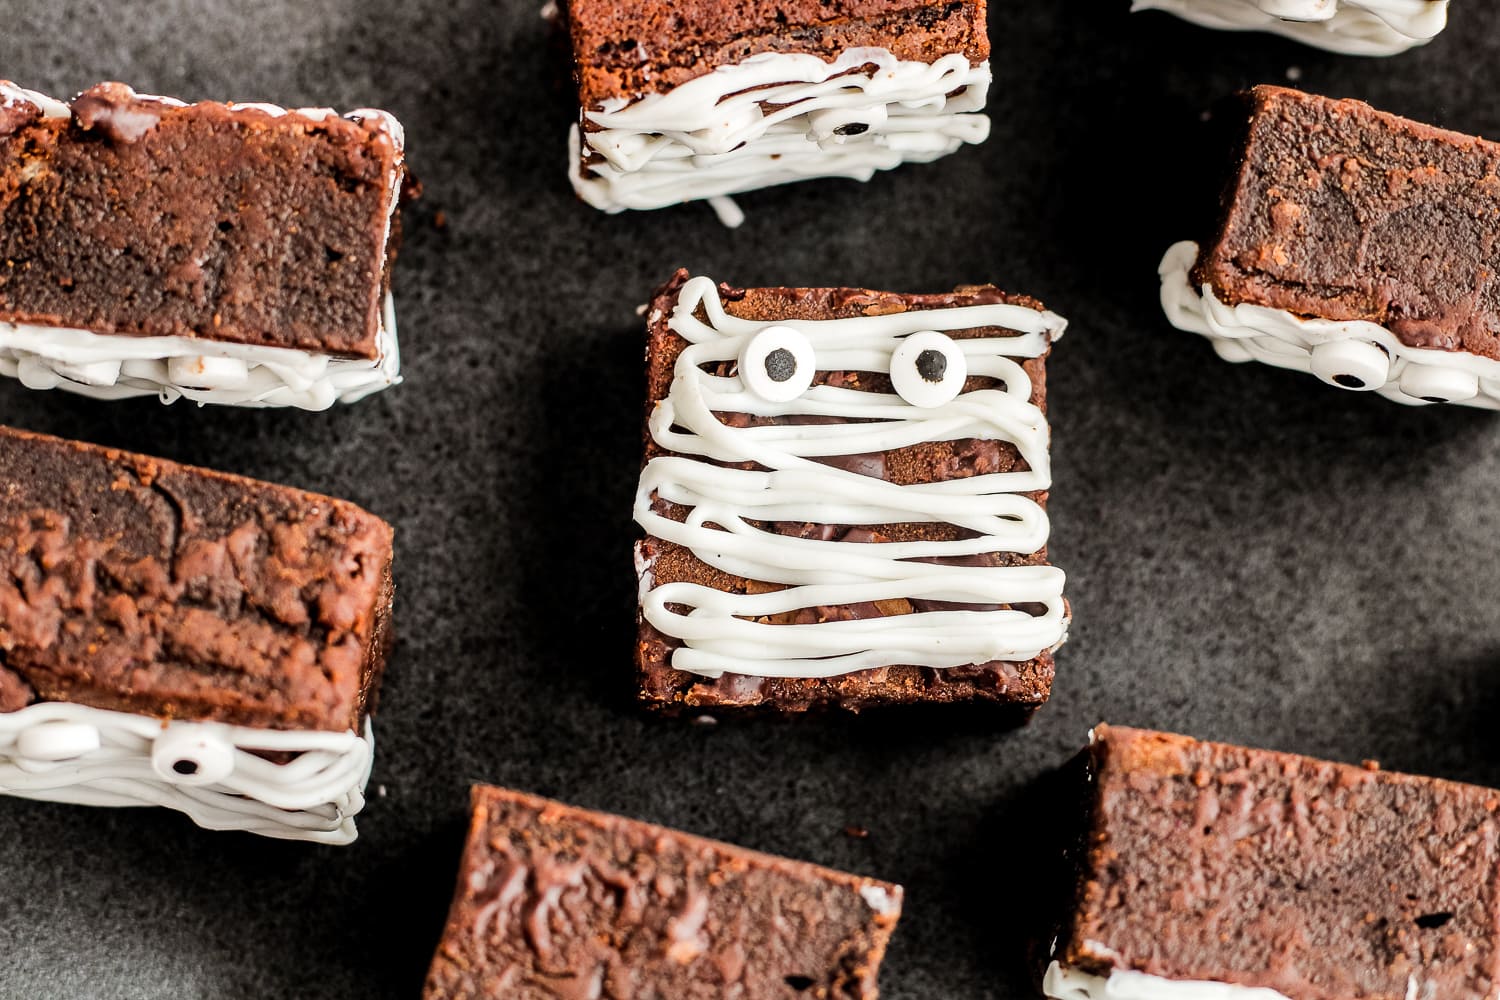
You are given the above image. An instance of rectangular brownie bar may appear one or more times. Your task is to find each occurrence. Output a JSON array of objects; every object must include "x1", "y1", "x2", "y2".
[
  {"x1": 560, "y1": 0, "x2": 992, "y2": 223},
  {"x1": 634, "y1": 270, "x2": 1069, "y2": 714},
  {"x1": 0, "y1": 81, "x2": 410, "y2": 410},
  {"x1": 1045, "y1": 725, "x2": 1500, "y2": 1000},
  {"x1": 1160, "y1": 86, "x2": 1500, "y2": 408},
  {"x1": 0, "y1": 425, "x2": 394, "y2": 843},
  {"x1": 424, "y1": 785, "x2": 902, "y2": 999}
]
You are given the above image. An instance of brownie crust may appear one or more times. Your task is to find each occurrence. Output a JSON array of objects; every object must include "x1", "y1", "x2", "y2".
[
  {"x1": 636, "y1": 270, "x2": 1058, "y2": 714},
  {"x1": 0, "y1": 426, "x2": 394, "y2": 733},
  {"x1": 424, "y1": 785, "x2": 902, "y2": 1000},
  {"x1": 0, "y1": 83, "x2": 405, "y2": 359},
  {"x1": 1058, "y1": 725, "x2": 1500, "y2": 1000},
  {"x1": 1195, "y1": 86, "x2": 1500, "y2": 361},
  {"x1": 562, "y1": 1, "x2": 990, "y2": 108}
]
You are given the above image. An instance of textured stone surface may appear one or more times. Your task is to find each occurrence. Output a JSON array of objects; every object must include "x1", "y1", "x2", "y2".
[{"x1": 1, "y1": 3, "x2": 1499, "y2": 999}]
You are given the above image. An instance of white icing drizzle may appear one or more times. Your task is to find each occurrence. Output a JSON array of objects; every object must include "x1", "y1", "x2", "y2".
[
  {"x1": 1131, "y1": 0, "x2": 1447, "y2": 55},
  {"x1": 634, "y1": 276, "x2": 1068, "y2": 680},
  {"x1": 0, "y1": 702, "x2": 373, "y2": 845},
  {"x1": 1045, "y1": 962, "x2": 1294, "y2": 1000},
  {"x1": 1159, "y1": 241, "x2": 1500, "y2": 408},
  {"x1": 570, "y1": 49, "x2": 991, "y2": 225},
  {"x1": 0, "y1": 83, "x2": 407, "y2": 410},
  {"x1": 0, "y1": 294, "x2": 402, "y2": 411}
]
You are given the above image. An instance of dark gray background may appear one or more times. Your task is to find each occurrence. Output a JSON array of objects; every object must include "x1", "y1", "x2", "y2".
[{"x1": 1, "y1": 2, "x2": 1497, "y2": 997}]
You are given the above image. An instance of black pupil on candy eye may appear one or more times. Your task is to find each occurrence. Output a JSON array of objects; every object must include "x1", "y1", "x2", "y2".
[
  {"x1": 764, "y1": 348, "x2": 797, "y2": 383},
  {"x1": 173, "y1": 759, "x2": 199, "y2": 775},
  {"x1": 833, "y1": 122, "x2": 869, "y2": 136},
  {"x1": 1422, "y1": 396, "x2": 1446, "y2": 403},
  {"x1": 916, "y1": 349, "x2": 948, "y2": 383},
  {"x1": 1333, "y1": 374, "x2": 1365, "y2": 389}
]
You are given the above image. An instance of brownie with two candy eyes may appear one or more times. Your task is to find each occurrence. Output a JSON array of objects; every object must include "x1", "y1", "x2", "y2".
[{"x1": 633, "y1": 270, "x2": 1070, "y2": 714}]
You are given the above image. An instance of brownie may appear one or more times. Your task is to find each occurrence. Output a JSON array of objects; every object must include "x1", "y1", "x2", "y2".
[
  {"x1": 561, "y1": 0, "x2": 990, "y2": 108},
  {"x1": 634, "y1": 270, "x2": 1067, "y2": 714},
  {"x1": 0, "y1": 82, "x2": 407, "y2": 359},
  {"x1": 424, "y1": 785, "x2": 903, "y2": 999},
  {"x1": 1050, "y1": 724, "x2": 1500, "y2": 1000},
  {"x1": 1194, "y1": 86, "x2": 1500, "y2": 361},
  {"x1": 0, "y1": 425, "x2": 394, "y2": 733}
]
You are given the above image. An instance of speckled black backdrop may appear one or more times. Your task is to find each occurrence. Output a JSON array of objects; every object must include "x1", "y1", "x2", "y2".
[{"x1": 1, "y1": 2, "x2": 1497, "y2": 997}]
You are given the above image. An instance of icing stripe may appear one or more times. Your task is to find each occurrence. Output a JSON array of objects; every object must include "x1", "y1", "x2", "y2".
[
  {"x1": 1159, "y1": 241, "x2": 1500, "y2": 409},
  {"x1": 635, "y1": 276, "x2": 1068, "y2": 680},
  {"x1": 571, "y1": 48, "x2": 991, "y2": 222},
  {"x1": 1131, "y1": 0, "x2": 1447, "y2": 55},
  {"x1": 1044, "y1": 962, "x2": 1294, "y2": 1000}
]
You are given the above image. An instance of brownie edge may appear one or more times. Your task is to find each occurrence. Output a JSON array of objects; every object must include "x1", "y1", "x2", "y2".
[{"x1": 424, "y1": 785, "x2": 903, "y2": 1000}]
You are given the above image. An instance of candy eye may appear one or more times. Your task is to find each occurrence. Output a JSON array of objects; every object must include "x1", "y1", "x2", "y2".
[
  {"x1": 891, "y1": 331, "x2": 967, "y2": 408},
  {"x1": 1308, "y1": 340, "x2": 1388, "y2": 391},
  {"x1": 739, "y1": 326, "x2": 816, "y2": 402},
  {"x1": 1397, "y1": 364, "x2": 1477, "y2": 405},
  {"x1": 152, "y1": 727, "x2": 236, "y2": 786}
]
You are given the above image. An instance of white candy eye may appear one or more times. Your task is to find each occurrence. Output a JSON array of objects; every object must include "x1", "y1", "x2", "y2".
[
  {"x1": 891, "y1": 331, "x2": 967, "y2": 408},
  {"x1": 17, "y1": 721, "x2": 100, "y2": 761},
  {"x1": 151, "y1": 726, "x2": 236, "y2": 786},
  {"x1": 739, "y1": 326, "x2": 815, "y2": 403},
  {"x1": 1398, "y1": 365, "x2": 1477, "y2": 405},
  {"x1": 1309, "y1": 340, "x2": 1388, "y2": 391}
]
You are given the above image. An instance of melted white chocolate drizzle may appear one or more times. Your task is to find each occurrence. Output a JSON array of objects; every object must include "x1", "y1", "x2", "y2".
[
  {"x1": 634, "y1": 276, "x2": 1069, "y2": 680},
  {"x1": 0, "y1": 701, "x2": 373, "y2": 844},
  {"x1": 1045, "y1": 962, "x2": 1294, "y2": 1000},
  {"x1": 570, "y1": 48, "x2": 991, "y2": 226},
  {"x1": 1160, "y1": 241, "x2": 1500, "y2": 408},
  {"x1": 1131, "y1": 0, "x2": 1447, "y2": 55}
]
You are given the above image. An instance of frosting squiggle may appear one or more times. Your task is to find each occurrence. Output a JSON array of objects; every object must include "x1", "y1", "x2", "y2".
[
  {"x1": 634, "y1": 277, "x2": 1068, "y2": 680},
  {"x1": 0, "y1": 702, "x2": 373, "y2": 844},
  {"x1": 1131, "y1": 0, "x2": 1448, "y2": 55},
  {"x1": 571, "y1": 49, "x2": 991, "y2": 226}
]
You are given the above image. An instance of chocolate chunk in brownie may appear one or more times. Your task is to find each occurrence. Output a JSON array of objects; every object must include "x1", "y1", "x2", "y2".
[
  {"x1": 1194, "y1": 86, "x2": 1500, "y2": 359},
  {"x1": 560, "y1": 0, "x2": 990, "y2": 108},
  {"x1": 1053, "y1": 725, "x2": 1500, "y2": 1000},
  {"x1": 0, "y1": 425, "x2": 394, "y2": 732},
  {"x1": 0, "y1": 82, "x2": 408, "y2": 358},
  {"x1": 424, "y1": 785, "x2": 902, "y2": 999}
]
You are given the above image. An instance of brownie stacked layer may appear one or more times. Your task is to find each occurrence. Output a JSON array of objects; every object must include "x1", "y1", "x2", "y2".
[{"x1": 425, "y1": 785, "x2": 902, "y2": 999}]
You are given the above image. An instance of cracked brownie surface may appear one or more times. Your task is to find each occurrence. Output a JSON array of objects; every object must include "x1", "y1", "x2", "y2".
[{"x1": 0, "y1": 425, "x2": 394, "y2": 732}]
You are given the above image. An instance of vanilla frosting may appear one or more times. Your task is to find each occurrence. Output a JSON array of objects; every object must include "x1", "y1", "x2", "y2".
[
  {"x1": 1131, "y1": 0, "x2": 1448, "y2": 55},
  {"x1": 571, "y1": 48, "x2": 991, "y2": 226},
  {"x1": 1045, "y1": 962, "x2": 1294, "y2": 1000},
  {"x1": 0, "y1": 701, "x2": 374, "y2": 844},
  {"x1": 1159, "y1": 241, "x2": 1500, "y2": 408},
  {"x1": 634, "y1": 276, "x2": 1069, "y2": 680},
  {"x1": 0, "y1": 83, "x2": 407, "y2": 410}
]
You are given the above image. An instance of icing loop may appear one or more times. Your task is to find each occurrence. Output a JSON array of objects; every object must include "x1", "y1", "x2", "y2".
[
  {"x1": 571, "y1": 49, "x2": 991, "y2": 224},
  {"x1": 635, "y1": 276, "x2": 1069, "y2": 680},
  {"x1": 0, "y1": 702, "x2": 374, "y2": 844},
  {"x1": 1131, "y1": 0, "x2": 1447, "y2": 55},
  {"x1": 1159, "y1": 241, "x2": 1500, "y2": 409}
]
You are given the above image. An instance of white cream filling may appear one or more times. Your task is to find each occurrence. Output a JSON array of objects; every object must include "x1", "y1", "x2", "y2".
[
  {"x1": 1159, "y1": 241, "x2": 1500, "y2": 409},
  {"x1": 1131, "y1": 0, "x2": 1448, "y2": 55},
  {"x1": 0, "y1": 83, "x2": 406, "y2": 410},
  {"x1": 1045, "y1": 962, "x2": 1293, "y2": 1000},
  {"x1": 635, "y1": 276, "x2": 1069, "y2": 680},
  {"x1": 0, "y1": 701, "x2": 374, "y2": 845},
  {"x1": 570, "y1": 48, "x2": 991, "y2": 226}
]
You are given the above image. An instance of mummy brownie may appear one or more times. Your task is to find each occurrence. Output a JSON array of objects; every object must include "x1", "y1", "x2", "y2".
[
  {"x1": 1131, "y1": 0, "x2": 1448, "y2": 55},
  {"x1": 0, "y1": 426, "x2": 394, "y2": 843},
  {"x1": 634, "y1": 272, "x2": 1069, "y2": 714},
  {"x1": 0, "y1": 82, "x2": 411, "y2": 410},
  {"x1": 1046, "y1": 725, "x2": 1500, "y2": 1000},
  {"x1": 425, "y1": 785, "x2": 902, "y2": 999},
  {"x1": 559, "y1": 1, "x2": 992, "y2": 226},
  {"x1": 1162, "y1": 86, "x2": 1500, "y2": 408}
]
